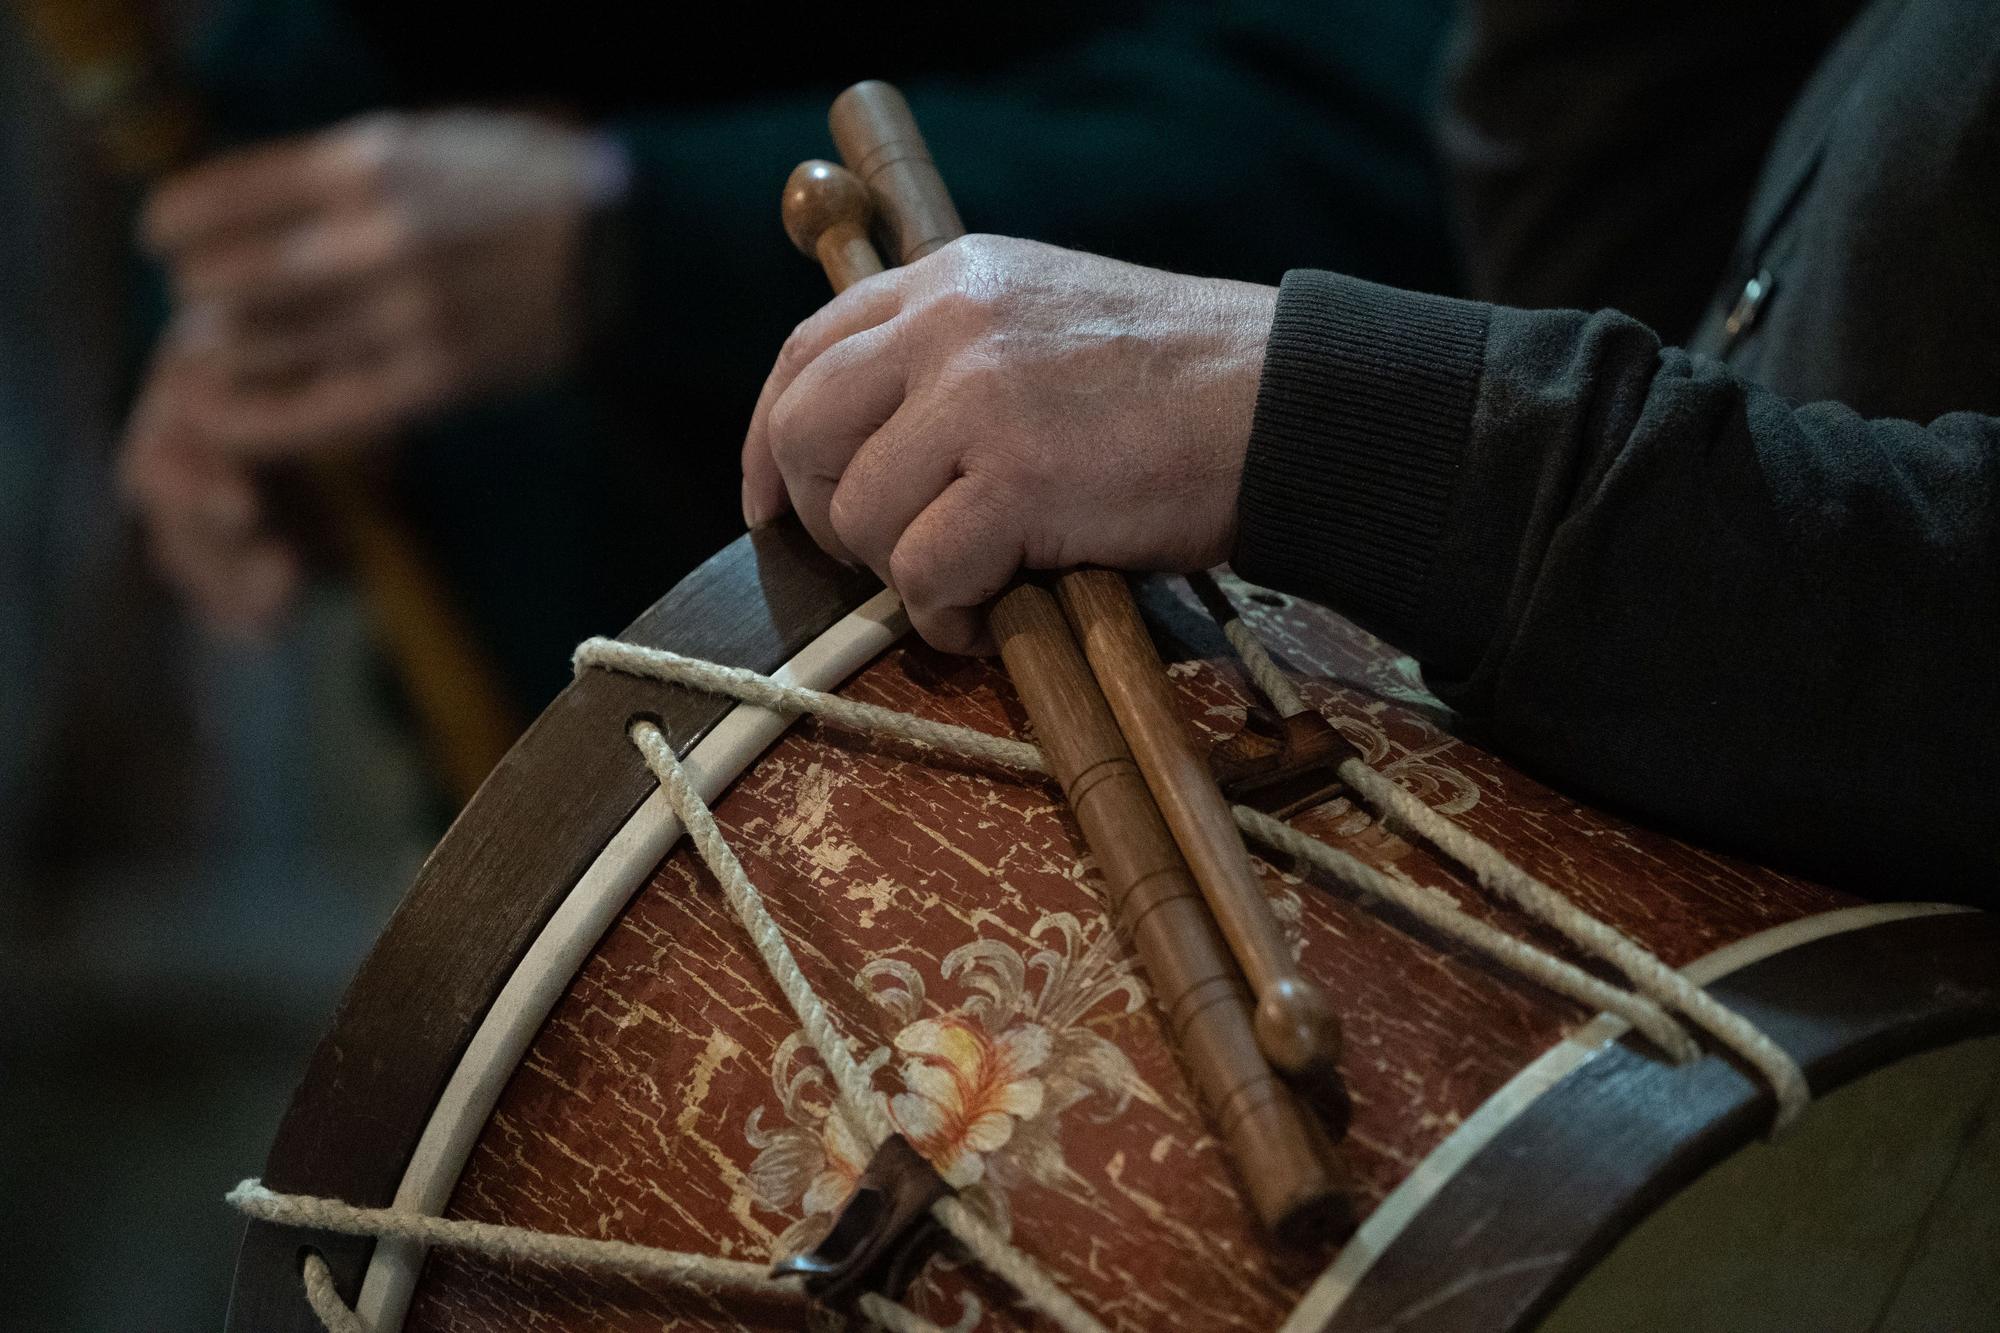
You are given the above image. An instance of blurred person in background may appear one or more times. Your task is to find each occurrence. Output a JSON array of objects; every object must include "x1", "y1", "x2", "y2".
[
  {"x1": 2, "y1": 0, "x2": 1457, "y2": 1326},
  {"x1": 125, "y1": 0, "x2": 1458, "y2": 714}
]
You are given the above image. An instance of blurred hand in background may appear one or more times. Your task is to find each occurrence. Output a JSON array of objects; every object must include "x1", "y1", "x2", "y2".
[{"x1": 119, "y1": 108, "x2": 629, "y2": 633}]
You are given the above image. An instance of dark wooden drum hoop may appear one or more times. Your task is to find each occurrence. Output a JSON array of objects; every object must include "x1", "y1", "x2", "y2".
[{"x1": 226, "y1": 522, "x2": 2000, "y2": 1333}]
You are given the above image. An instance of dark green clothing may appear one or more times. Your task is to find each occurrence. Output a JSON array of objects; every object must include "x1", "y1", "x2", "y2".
[
  {"x1": 1237, "y1": 0, "x2": 1999, "y2": 896},
  {"x1": 187, "y1": 0, "x2": 1457, "y2": 708}
]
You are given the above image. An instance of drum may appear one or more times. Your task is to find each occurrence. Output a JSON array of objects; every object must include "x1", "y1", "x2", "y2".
[{"x1": 227, "y1": 524, "x2": 2000, "y2": 1333}]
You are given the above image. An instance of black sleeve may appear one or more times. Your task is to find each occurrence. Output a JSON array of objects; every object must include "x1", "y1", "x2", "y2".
[
  {"x1": 1235, "y1": 269, "x2": 2000, "y2": 898},
  {"x1": 1438, "y1": 0, "x2": 1864, "y2": 336}
]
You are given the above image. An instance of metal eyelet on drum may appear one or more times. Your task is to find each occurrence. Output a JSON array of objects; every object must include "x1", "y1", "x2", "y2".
[{"x1": 1719, "y1": 267, "x2": 1776, "y2": 354}]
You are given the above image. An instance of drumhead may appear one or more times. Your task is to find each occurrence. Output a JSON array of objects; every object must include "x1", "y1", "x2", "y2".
[{"x1": 1542, "y1": 1034, "x2": 2000, "y2": 1332}]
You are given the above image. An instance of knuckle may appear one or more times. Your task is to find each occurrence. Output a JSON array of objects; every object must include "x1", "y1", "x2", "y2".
[
  {"x1": 825, "y1": 485, "x2": 876, "y2": 557},
  {"x1": 765, "y1": 395, "x2": 808, "y2": 468},
  {"x1": 930, "y1": 284, "x2": 990, "y2": 330},
  {"x1": 937, "y1": 232, "x2": 999, "y2": 272},
  {"x1": 887, "y1": 547, "x2": 936, "y2": 613},
  {"x1": 924, "y1": 244, "x2": 1020, "y2": 331},
  {"x1": 776, "y1": 322, "x2": 816, "y2": 375}
]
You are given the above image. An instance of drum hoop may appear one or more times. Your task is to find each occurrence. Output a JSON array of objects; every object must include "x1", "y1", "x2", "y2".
[
  {"x1": 1291, "y1": 900, "x2": 1976, "y2": 1332},
  {"x1": 354, "y1": 586, "x2": 908, "y2": 1328},
  {"x1": 228, "y1": 524, "x2": 2000, "y2": 1333},
  {"x1": 227, "y1": 523, "x2": 879, "y2": 1333}
]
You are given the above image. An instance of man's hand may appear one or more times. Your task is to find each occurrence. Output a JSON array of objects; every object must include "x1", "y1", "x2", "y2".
[
  {"x1": 742, "y1": 236, "x2": 1276, "y2": 653},
  {"x1": 139, "y1": 109, "x2": 625, "y2": 457},
  {"x1": 124, "y1": 109, "x2": 626, "y2": 632}
]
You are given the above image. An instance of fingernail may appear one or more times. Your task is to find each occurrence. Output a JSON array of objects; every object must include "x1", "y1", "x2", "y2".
[{"x1": 742, "y1": 480, "x2": 772, "y2": 528}]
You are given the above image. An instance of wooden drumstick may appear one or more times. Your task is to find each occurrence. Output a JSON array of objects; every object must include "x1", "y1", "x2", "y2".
[
  {"x1": 1057, "y1": 571, "x2": 1341, "y2": 1078},
  {"x1": 783, "y1": 161, "x2": 885, "y2": 291},
  {"x1": 783, "y1": 156, "x2": 1347, "y2": 1238},
  {"x1": 828, "y1": 80, "x2": 1341, "y2": 1082}
]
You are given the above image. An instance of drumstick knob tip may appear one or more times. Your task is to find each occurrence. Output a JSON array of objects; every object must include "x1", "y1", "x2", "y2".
[
  {"x1": 1255, "y1": 976, "x2": 1342, "y2": 1080},
  {"x1": 782, "y1": 159, "x2": 873, "y2": 258}
]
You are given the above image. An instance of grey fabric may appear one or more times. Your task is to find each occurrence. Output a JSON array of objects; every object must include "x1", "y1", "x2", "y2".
[{"x1": 1235, "y1": 0, "x2": 2000, "y2": 896}]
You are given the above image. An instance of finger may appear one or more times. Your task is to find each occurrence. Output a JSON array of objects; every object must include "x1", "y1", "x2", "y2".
[
  {"x1": 171, "y1": 203, "x2": 416, "y2": 316},
  {"x1": 118, "y1": 377, "x2": 189, "y2": 505},
  {"x1": 173, "y1": 454, "x2": 263, "y2": 544},
  {"x1": 139, "y1": 449, "x2": 292, "y2": 626},
  {"x1": 823, "y1": 398, "x2": 962, "y2": 585},
  {"x1": 210, "y1": 539, "x2": 302, "y2": 639},
  {"x1": 124, "y1": 421, "x2": 263, "y2": 543},
  {"x1": 191, "y1": 276, "x2": 440, "y2": 384},
  {"x1": 768, "y1": 324, "x2": 912, "y2": 562},
  {"x1": 742, "y1": 269, "x2": 905, "y2": 524},
  {"x1": 146, "y1": 476, "x2": 257, "y2": 599},
  {"x1": 183, "y1": 341, "x2": 457, "y2": 457},
  {"x1": 142, "y1": 119, "x2": 396, "y2": 255},
  {"x1": 740, "y1": 334, "x2": 798, "y2": 526},
  {"x1": 887, "y1": 477, "x2": 1024, "y2": 656},
  {"x1": 158, "y1": 525, "x2": 301, "y2": 640}
]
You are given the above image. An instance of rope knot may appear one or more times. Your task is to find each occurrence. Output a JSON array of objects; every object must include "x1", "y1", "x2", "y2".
[{"x1": 769, "y1": 1134, "x2": 956, "y2": 1313}]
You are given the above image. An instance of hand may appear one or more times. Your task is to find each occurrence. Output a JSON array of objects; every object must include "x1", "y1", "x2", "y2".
[
  {"x1": 741, "y1": 235, "x2": 1276, "y2": 653},
  {"x1": 139, "y1": 109, "x2": 627, "y2": 456},
  {"x1": 119, "y1": 341, "x2": 304, "y2": 637}
]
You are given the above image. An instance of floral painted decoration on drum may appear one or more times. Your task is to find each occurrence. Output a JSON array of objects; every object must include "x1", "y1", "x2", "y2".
[{"x1": 748, "y1": 912, "x2": 1167, "y2": 1269}]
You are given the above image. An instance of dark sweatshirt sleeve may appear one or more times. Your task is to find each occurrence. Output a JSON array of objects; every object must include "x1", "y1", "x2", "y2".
[{"x1": 1235, "y1": 269, "x2": 2000, "y2": 898}]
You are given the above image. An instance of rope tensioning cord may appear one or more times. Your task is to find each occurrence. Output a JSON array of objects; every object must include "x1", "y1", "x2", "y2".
[{"x1": 233, "y1": 580, "x2": 1806, "y2": 1332}]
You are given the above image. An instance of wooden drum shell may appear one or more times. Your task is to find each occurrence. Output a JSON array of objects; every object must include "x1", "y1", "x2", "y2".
[{"x1": 227, "y1": 524, "x2": 2000, "y2": 1333}]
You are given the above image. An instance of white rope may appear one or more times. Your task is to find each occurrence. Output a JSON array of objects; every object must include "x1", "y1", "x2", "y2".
[
  {"x1": 589, "y1": 622, "x2": 1800, "y2": 1118},
  {"x1": 930, "y1": 1197, "x2": 1110, "y2": 1333},
  {"x1": 240, "y1": 1182, "x2": 947, "y2": 1333},
  {"x1": 1221, "y1": 616, "x2": 1309, "y2": 719},
  {"x1": 301, "y1": 1253, "x2": 369, "y2": 1333},
  {"x1": 1338, "y1": 758, "x2": 1809, "y2": 1125},
  {"x1": 631, "y1": 718, "x2": 900, "y2": 1150},
  {"x1": 233, "y1": 1180, "x2": 781, "y2": 1294},
  {"x1": 245, "y1": 709, "x2": 1096, "y2": 1333},
  {"x1": 1206, "y1": 590, "x2": 1809, "y2": 1128},
  {"x1": 861, "y1": 1293, "x2": 955, "y2": 1333},
  {"x1": 577, "y1": 636, "x2": 1046, "y2": 774},
  {"x1": 1231, "y1": 805, "x2": 1698, "y2": 1061}
]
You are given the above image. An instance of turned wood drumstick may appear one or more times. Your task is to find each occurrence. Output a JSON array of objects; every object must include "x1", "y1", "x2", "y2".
[
  {"x1": 827, "y1": 80, "x2": 1341, "y2": 1081},
  {"x1": 782, "y1": 160, "x2": 886, "y2": 291},
  {"x1": 783, "y1": 151, "x2": 1346, "y2": 1239},
  {"x1": 1056, "y1": 571, "x2": 1340, "y2": 1076}
]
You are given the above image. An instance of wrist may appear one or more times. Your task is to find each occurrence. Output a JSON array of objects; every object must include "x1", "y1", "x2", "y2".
[
  {"x1": 1195, "y1": 278, "x2": 1278, "y2": 566},
  {"x1": 1233, "y1": 270, "x2": 1490, "y2": 650}
]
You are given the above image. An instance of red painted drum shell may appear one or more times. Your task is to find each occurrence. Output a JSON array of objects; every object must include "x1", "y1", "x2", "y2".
[{"x1": 226, "y1": 524, "x2": 2000, "y2": 1333}]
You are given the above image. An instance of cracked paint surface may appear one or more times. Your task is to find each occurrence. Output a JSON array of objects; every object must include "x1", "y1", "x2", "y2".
[{"x1": 406, "y1": 578, "x2": 1848, "y2": 1331}]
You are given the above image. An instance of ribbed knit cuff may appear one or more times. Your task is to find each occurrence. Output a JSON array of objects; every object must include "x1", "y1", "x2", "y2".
[{"x1": 1234, "y1": 269, "x2": 1490, "y2": 655}]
